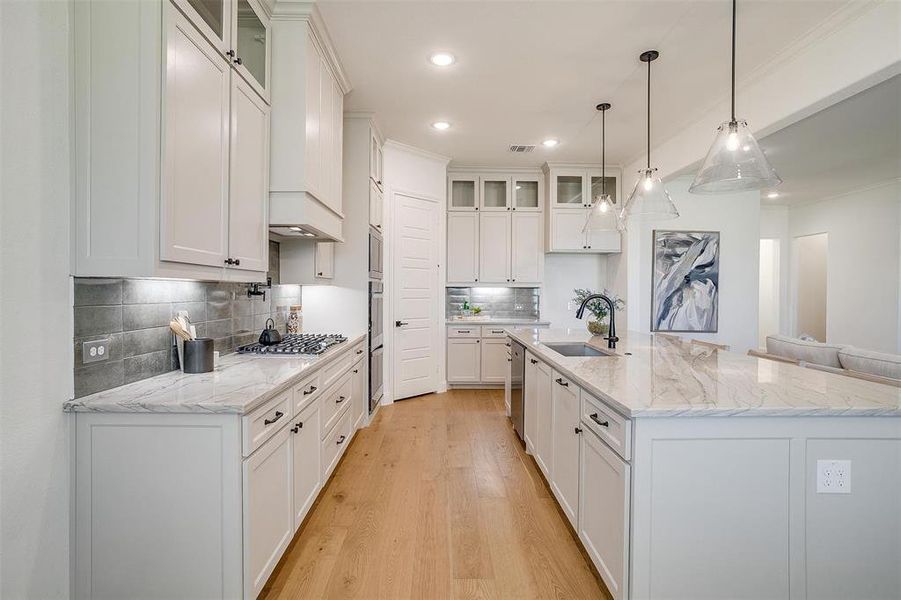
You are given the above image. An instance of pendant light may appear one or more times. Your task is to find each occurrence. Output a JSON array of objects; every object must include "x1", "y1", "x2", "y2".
[
  {"x1": 689, "y1": 0, "x2": 782, "y2": 193},
  {"x1": 583, "y1": 103, "x2": 620, "y2": 234},
  {"x1": 621, "y1": 50, "x2": 679, "y2": 224}
]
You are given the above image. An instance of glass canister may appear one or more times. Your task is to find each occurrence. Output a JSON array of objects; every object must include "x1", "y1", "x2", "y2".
[{"x1": 287, "y1": 305, "x2": 302, "y2": 334}]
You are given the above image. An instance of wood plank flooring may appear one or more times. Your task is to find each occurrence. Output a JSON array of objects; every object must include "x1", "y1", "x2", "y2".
[{"x1": 260, "y1": 388, "x2": 610, "y2": 600}]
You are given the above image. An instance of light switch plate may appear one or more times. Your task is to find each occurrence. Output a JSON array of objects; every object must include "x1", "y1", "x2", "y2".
[
  {"x1": 817, "y1": 459, "x2": 851, "y2": 494},
  {"x1": 82, "y1": 339, "x2": 110, "y2": 364}
]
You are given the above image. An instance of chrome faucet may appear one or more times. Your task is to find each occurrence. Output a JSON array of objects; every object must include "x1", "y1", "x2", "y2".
[{"x1": 575, "y1": 294, "x2": 619, "y2": 349}]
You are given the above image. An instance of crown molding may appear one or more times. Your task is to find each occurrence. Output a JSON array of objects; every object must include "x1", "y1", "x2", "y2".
[
  {"x1": 383, "y1": 139, "x2": 451, "y2": 165},
  {"x1": 448, "y1": 165, "x2": 544, "y2": 175}
]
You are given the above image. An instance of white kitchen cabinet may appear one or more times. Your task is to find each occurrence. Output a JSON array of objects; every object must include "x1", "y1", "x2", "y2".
[
  {"x1": 447, "y1": 338, "x2": 481, "y2": 383},
  {"x1": 291, "y1": 400, "x2": 321, "y2": 531},
  {"x1": 369, "y1": 179, "x2": 383, "y2": 231},
  {"x1": 550, "y1": 209, "x2": 589, "y2": 252},
  {"x1": 533, "y1": 357, "x2": 554, "y2": 478},
  {"x1": 232, "y1": 0, "x2": 270, "y2": 102},
  {"x1": 524, "y1": 353, "x2": 539, "y2": 453},
  {"x1": 172, "y1": 0, "x2": 232, "y2": 56},
  {"x1": 511, "y1": 212, "x2": 542, "y2": 283},
  {"x1": 551, "y1": 371, "x2": 580, "y2": 527},
  {"x1": 351, "y1": 358, "x2": 366, "y2": 430},
  {"x1": 370, "y1": 127, "x2": 384, "y2": 188},
  {"x1": 550, "y1": 168, "x2": 589, "y2": 208},
  {"x1": 244, "y1": 425, "x2": 293, "y2": 599},
  {"x1": 480, "y1": 175, "x2": 512, "y2": 211},
  {"x1": 449, "y1": 174, "x2": 479, "y2": 211},
  {"x1": 479, "y1": 212, "x2": 512, "y2": 283},
  {"x1": 227, "y1": 73, "x2": 270, "y2": 272},
  {"x1": 314, "y1": 242, "x2": 335, "y2": 279},
  {"x1": 480, "y1": 338, "x2": 509, "y2": 384},
  {"x1": 447, "y1": 212, "x2": 480, "y2": 283},
  {"x1": 512, "y1": 175, "x2": 542, "y2": 211},
  {"x1": 579, "y1": 426, "x2": 631, "y2": 600},
  {"x1": 160, "y1": 5, "x2": 231, "y2": 269},
  {"x1": 544, "y1": 164, "x2": 622, "y2": 253},
  {"x1": 302, "y1": 33, "x2": 321, "y2": 199}
]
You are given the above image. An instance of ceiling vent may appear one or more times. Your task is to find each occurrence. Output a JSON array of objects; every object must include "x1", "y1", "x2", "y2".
[{"x1": 508, "y1": 144, "x2": 536, "y2": 153}]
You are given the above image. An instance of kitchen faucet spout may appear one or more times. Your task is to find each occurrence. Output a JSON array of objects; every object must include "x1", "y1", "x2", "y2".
[{"x1": 575, "y1": 294, "x2": 619, "y2": 349}]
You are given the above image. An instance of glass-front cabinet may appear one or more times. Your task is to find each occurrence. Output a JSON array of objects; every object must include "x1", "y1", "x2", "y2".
[
  {"x1": 233, "y1": 0, "x2": 270, "y2": 101},
  {"x1": 480, "y1": 175, "x2": 511, "y2": 211},
  {"x1": 552, "y1": 169, "x2": 589, "y2": 208},
  {"x1": 449, "y1": 174, "x2": 479, "y2": 211},
  {"x1": 174, "y1": 0, "x2": 232, "y2": 54},
  {"x1": 589, "y1": 169, "x2": 618, "y2": 207},
  {"x1": 512, "y1": 175, "x2": 542, "y2": 211}
]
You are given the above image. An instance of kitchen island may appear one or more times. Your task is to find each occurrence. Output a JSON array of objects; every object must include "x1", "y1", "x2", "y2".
[{"x1": 508, "y1": 327, "x2": 900, "y2": 600}]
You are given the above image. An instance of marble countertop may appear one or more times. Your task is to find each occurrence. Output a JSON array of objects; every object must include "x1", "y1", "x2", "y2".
[
  {"x1": 508, "y1": 328, "x2": 901, "y2": 418},
  {"x1": 447, "y1": 317, "x2": 551, "y2": 326},
  {"x1": 64, "y1": 334, "x2": 367, "y2": 415}
]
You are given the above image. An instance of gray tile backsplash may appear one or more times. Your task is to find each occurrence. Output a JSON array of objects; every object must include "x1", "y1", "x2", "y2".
[
  {"x1": 446, "y1": 287, "x2": 540, "y2": 319},
  {"x1": 73, "y1": 278, "x2": 303, "y2": 398}
]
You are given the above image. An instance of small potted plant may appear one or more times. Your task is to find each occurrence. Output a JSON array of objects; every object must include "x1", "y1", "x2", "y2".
[{"x1": 572, "y1": 288, "x2": 625, "y2": 336}]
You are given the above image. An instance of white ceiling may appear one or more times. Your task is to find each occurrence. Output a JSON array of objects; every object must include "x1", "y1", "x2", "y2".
[
  {"x1": 758, "y1": 74, "x2": 901, "y2": 206},
  {"x1": 318, "y1": 0, "x2": 851, "y2": 168}
]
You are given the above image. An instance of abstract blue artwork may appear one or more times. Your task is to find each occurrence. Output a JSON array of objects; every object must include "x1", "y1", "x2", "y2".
[{"x1": 652, "y1": 230, "x2": 720, "y2": 333}]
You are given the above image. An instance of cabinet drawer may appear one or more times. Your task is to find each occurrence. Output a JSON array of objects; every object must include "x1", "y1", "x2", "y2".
[
  {"x1": 481, "y1": 325, "x2": 510, "y2": 338},
  {"x1": 320, "y1": 405, "x2": 352, "y2": 481},
  {"x1": 447, "y1": 326, "x2": 480, "y2": 338},
  {"x1": 292, "y1": 372, "x2": 322, "y2": 414},
  {"x1": 350, "y1": 341, "x2": 366, "y2": 360},
  {"x1": 320, "y1": 371, "x2": 352, "y2": 439},
  {"x1": 581, "y1": 390, "x2": 631, "y2": 461},
  {"x1": 321, "y1": 349, "x2": 353, "y2": 390},
  {"x1": 243, "y1": 389, "x2": 293, "y2": 457}
]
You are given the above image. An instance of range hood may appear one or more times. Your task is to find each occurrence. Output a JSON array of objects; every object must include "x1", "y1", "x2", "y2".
[{"x1": 269, "y1": 192, "x2": 345, "y2": 242}]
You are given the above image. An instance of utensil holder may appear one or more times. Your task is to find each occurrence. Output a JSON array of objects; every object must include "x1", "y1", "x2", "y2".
[{"x1": 183, "y1": 338, "x2": 214, "y2": 374}]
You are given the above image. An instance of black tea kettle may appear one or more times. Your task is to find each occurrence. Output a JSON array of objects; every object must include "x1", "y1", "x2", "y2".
[{"x1": 259, "y1": 318, "x2": 283, "y2": 346}]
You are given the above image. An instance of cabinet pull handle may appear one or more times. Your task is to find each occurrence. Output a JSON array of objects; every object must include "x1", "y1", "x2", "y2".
[
  {"x1": 396, "y1": 320, "x2": 409, "y2": 327},
  {"x1": 264, "y1": 411, "x2": 284, "y2": 425},
  {"x1": 224, "y1": 258, "x2": 234, "y2": 265},
  {"x1": 574, "y1": 426, "x2": 582, "y2": 434},
  {"x1": 234, "y1": 56, "x2": 243, "y2": 65},
  {"x1": 303, "y1": 385, "x2": 318, "y2": 396},
  {"x1": 233, "y1": 258, "x2": 240, "y2": 266},
  {"x1": 530, "y1": 359, "x2": 538, "y2": 364},
  {"x1": 507, "y1": 358, "x2": 512, "y2": 362},
  {"x1": 226, "y1": 49, "x2": 235, "y2": 58},
  {"x1": 555, "y1": 378, "x2": 568, "y2": 387},
  {"x1": 336, "y1": 435, "x2": 346, "y2": 445},
  {"x1": 318, "y1": 272, "x2": 324, "y2": 276},
  {"x1": 458, "y1": 330, "x2": 470, "y2": 333},
  {"x1": 356, "y1": 349, "x2": 364, "y2": 355},
  {"x1": 337, "y1": 395, "x2": 346, "y2": 404},
  {"x1": 291, "y1": 421, "x2": 303, "y2": 433},
  {"x1": 353, "y1": 369, "x2": 359, "y2": 374},
  {"x1": 492, "y1": 330, "x2": 504, "y2": 334},
  {"x1": 589, "y1": 413, "x2": 609, "y2": 428}
]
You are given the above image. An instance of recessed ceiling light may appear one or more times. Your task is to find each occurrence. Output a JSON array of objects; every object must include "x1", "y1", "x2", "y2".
[
  {"x1": 767, "y1": 192, "x2": 780, "y2": 199},
  {"x1": 432, "y1": 121, "x2": 451, "y2": 130},
  {"x1": 542, "y1": 139, "x2": 559, "y2": 147},
  {"x1": 429, "y1": 52, "x2": 455, "y2": 67}
]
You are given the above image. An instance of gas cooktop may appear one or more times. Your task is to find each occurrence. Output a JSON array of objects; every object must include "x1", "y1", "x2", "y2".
[{"x1": 238, "y1": 333, "x2": 347, "y2": 356}]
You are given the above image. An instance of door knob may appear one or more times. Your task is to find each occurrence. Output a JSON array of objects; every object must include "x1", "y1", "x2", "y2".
[{"x1": 395, "y1": 320, "x2": 408, "y2": 327}]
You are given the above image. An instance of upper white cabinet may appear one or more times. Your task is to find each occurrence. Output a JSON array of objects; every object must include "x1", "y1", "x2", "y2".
[
  {"x1": 511, "y1": 212, "x2": 542, "y2": 283},
  {"x1": 449, "y1": 174, "x2": 479, "y2": 211},
  {"x1": 479, "y1": 213, "x2": 512, "y2": 283},
  {"x1": 369, "y1": 179, "x2": 383, "y2": 231},
  {"x1": 269, "y1": 8, "x2": 350, "y2": 241},
  {"x1": 481, "y1": 175, "x2": 512, "y2": 211},
  {"x1": 447, "y1": 212, "x2": 479, "y2": 284},
  {"x1": 544, "y1": 163, "x2": 622, "y2": 254},
  {"x1": 370, "y1": 127, "x2": 384, "y2": 189},
  {"x1": 513, "y1": 175, "x2": 541, "y2": 211},
  {"x1": 73, "y1": 0, "x2": 271, "y2": 281}
]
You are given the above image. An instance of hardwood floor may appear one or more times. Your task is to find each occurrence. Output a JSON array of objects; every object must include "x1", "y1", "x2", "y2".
[{"x1": 260, "y1": 388, "x2": 609, "y2": 600}]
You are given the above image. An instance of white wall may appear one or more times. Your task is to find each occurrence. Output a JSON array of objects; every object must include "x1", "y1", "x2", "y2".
[
  {"x1": 759, "y1": 205, "x2": 791, "y2": 339},
  {"x1": 788, "y1": 181, "x2": 901, "y2": 353},
  {"x1": 382, "y1": 140, "x2": 449, "y2": 399},
  {"x1": 794, "y1": 233, "x2": 829, "y2": 342},
  {"x1": 542, "y1": 254, "x2": 609, "y2": 330},
  {"x1": 0, "y1": 1, "x2": 73, "y2": 597},
  {"x1": 626, "y1": 176, "x2": 761, "y2": 352}
]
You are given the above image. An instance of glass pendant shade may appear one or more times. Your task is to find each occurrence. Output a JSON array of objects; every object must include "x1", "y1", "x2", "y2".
[
  {"x1": 689, "y1": 119, "x2": 782, "y2": 193},
  {"x1": 583, "y1": 194, "x2": 619, "y2": 233},
  {"x1": 621, "y1": 168, "x2": 679, "y2": 223}
]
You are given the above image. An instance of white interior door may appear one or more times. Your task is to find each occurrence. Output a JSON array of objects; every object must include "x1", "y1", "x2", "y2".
[{"x1": 393, "y1": 193, "x2": 439, "y2": 400}]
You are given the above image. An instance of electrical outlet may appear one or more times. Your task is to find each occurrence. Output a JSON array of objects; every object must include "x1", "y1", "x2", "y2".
[
  {"x1": 82, "y1": 339, "x2": 110, "y2": 364},
  {"x1": 817, "y1": 459, "x2": 851, "y2": 494}
]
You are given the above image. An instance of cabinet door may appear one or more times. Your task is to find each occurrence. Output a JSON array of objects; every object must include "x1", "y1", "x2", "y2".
[
  {"x1": 315, "y1": 242, "x2": 334, "y2": 279},
  {"x1": 172, "y1": 0, "x2": 232, "y2": 55},
  {"x1": 511, "y1": 212, "x2": 542, "y2": 283},
  {"x1": 585, "y1": 228, "x2": 622, "y2": 253},
  {"x1": 332, "y1": 78, "x2": 344, "y2": 212},
  {"x1": 513, "y1": 176, "x2": 541, "y2": 211},
  {"x1": 244, "y1": 425, "x2": 293, "y2": 599},
  {"x1": 161, "y1": 6, "x2": 230, "y2": 268},
  {"x1": 304, "y1": 34, "x2": 321, "y2": 198},
  {"x1": 480, "y1": 175, "x2": 511, "y2": 211},
  {"x1": 449, "y1": 174, "x2": 479, "y2": 211},
  {"x1": 478, "y1": 213, "x2": 511, "y2": 283},
  {"x1": 524, "y1": 354, "x2": 539, "y2": 453},
  {"x1": 579, "y1": 428, "x2": 631, "y2": 600},
  {"x1": 480, "y1": 338, "x2": 508, "y2": 384},
  {"x1": 447, "y1": 212, "x2": 479, "y2": 283},
  {"x1": 227, "y1": 73, "x2": 269, "y2": 272},
  {"x1": 550, "y1": 210, "x2": 588, "y2": 252},
  {"x1": 318, "y1": 61, "x2": 334, "y2": 208},
  {"x1": 551, "y1": 169, "x2": 588, "y2": 208},
  {"x1": 534, "y1": 359, "x2": 554, "y2": 478},
  {"x1": 369, "y1": 179, "x2": 382, "y2": 230},
  {"x1": 447, "y1": 338, "x2": 480, "y2": 383},
  {"x1": 351, "y1": 359, "x2": 366, "y2": 429},
  {"x1": 231, "y1": 0, "x2": 270, "y2": 102},
  {"x1": 292, "y1": 400, "x2": 321, "y2": 531},
  {"x1": 551, "y1": 371, "x2": 580, "y2": 527},
  {"x1": 370, "y1": 128, "x2": 383, "y2": 187}
]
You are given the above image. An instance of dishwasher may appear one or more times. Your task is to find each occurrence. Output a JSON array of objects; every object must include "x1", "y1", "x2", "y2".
[{"x1": 510, "y1": 340, "x2": 525, "y2": 441}]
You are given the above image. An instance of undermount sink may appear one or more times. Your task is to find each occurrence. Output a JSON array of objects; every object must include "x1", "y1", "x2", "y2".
[{"x1": 544, "y1": 343, "x2": 612, "y2": 357}]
